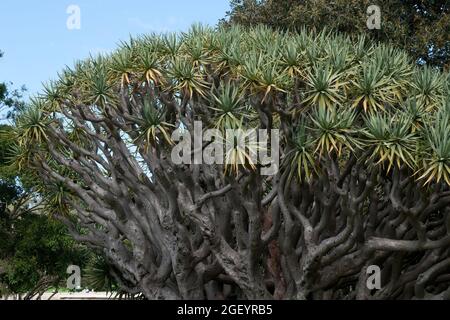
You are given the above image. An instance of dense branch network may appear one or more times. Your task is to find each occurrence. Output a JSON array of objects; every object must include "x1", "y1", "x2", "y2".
[{"x1": 11, "y1": 25, "x2": 450, "y2": 299}]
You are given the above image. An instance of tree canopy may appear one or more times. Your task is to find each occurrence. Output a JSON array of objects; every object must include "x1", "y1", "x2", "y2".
[
  {"x1": 0, "y1": 51, "x2": 25, "y2": 120},
  {"x1": 0, "y1": 124, "x2": 89, "y2": 299},
  {"x1": 0, "y1": 52, "x2": 88, "y2": 298},
  {"x1": 6, "y1": 25, "x2": 450, "y2": 299},
  {"x1": 222, "y1": 0, "x2": 450, "y2": 69}
]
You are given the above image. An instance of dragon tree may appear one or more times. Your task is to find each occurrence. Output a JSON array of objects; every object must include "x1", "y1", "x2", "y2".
[{"x1": 7, "y1": 25, "x2": 450, "y2": 299}]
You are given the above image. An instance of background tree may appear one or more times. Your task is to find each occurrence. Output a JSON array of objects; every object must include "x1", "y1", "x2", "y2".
[
  {"x1": 0, "y1": 51, "x2": 26, "y2": 120},
  {"x1": 0, "y1": 211, "x2": 89, "y2": 299},
  {"x1": 222, "y1": 0, "x2": 450, "y2": 69},
  {"x1": 1, "y1": 51, "x2": 89, "y2": 299},
  {"x1": 0, "y1": 124, "x2": 90, "y2": 299},
  {"x1": 8, "y1": 25, "x2": 450, "y2": 300}
]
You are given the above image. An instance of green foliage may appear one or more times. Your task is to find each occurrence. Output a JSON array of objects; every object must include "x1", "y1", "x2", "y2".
[
  {"x1": 135, "y1": 98, "x2": 174, "y2": 148},
  {"x1": 0, "y1": 214, "x2": 88, "y2": 294},
  {"x1": 418, "y1": 107, "x2": 450, "y2": 185},
  {"x1": 8, "y1": 25, "x2": 450, "y2": 191},
  {"x1": 169, "y1": 56, "x2": 209, "y2": 98},
  {"x1": 363, "y1": 113, "x2": 418, "y2": 171},
  {"x1": 210, "y1": 81, "x2": 247, "y2": 130},
  {"x1": 310, "y1": 106, "x2": 359, "y2": 156},
  {"x1": 222, "y1": 0, "x2": 450, "y2": 69},
  {"x1": 0, "y1": 110, "x2": 88, "y2": 297},
  {"x1": 4, "y1": 23, "x2": 450, "y2": 300},
  {"x1": 0, "y1": 51, "x2": 26, "y2": 119},
  {"x1": 83, "y1": 255, "x2": 116, "y2": 292},
  {"x1": 303, "y1": 63, "x2": 346, "y2": 109},
  {"x1": 0, "y1": 125, "x2": 18, "y2": 181},
  {"x1": 15, "y1": 101, "x2": 50, "y2": 146},
  {"x1": 283, "y1": 120, "x2": 317, "y2": 183},
  {"x1": 411, "y1": 66, "x2": 446, "y2": 111}
]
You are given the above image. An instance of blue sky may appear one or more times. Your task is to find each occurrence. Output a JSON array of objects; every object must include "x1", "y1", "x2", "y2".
[{"x1": 0, "y1": 0, "x2": 231, "y2": 99}]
